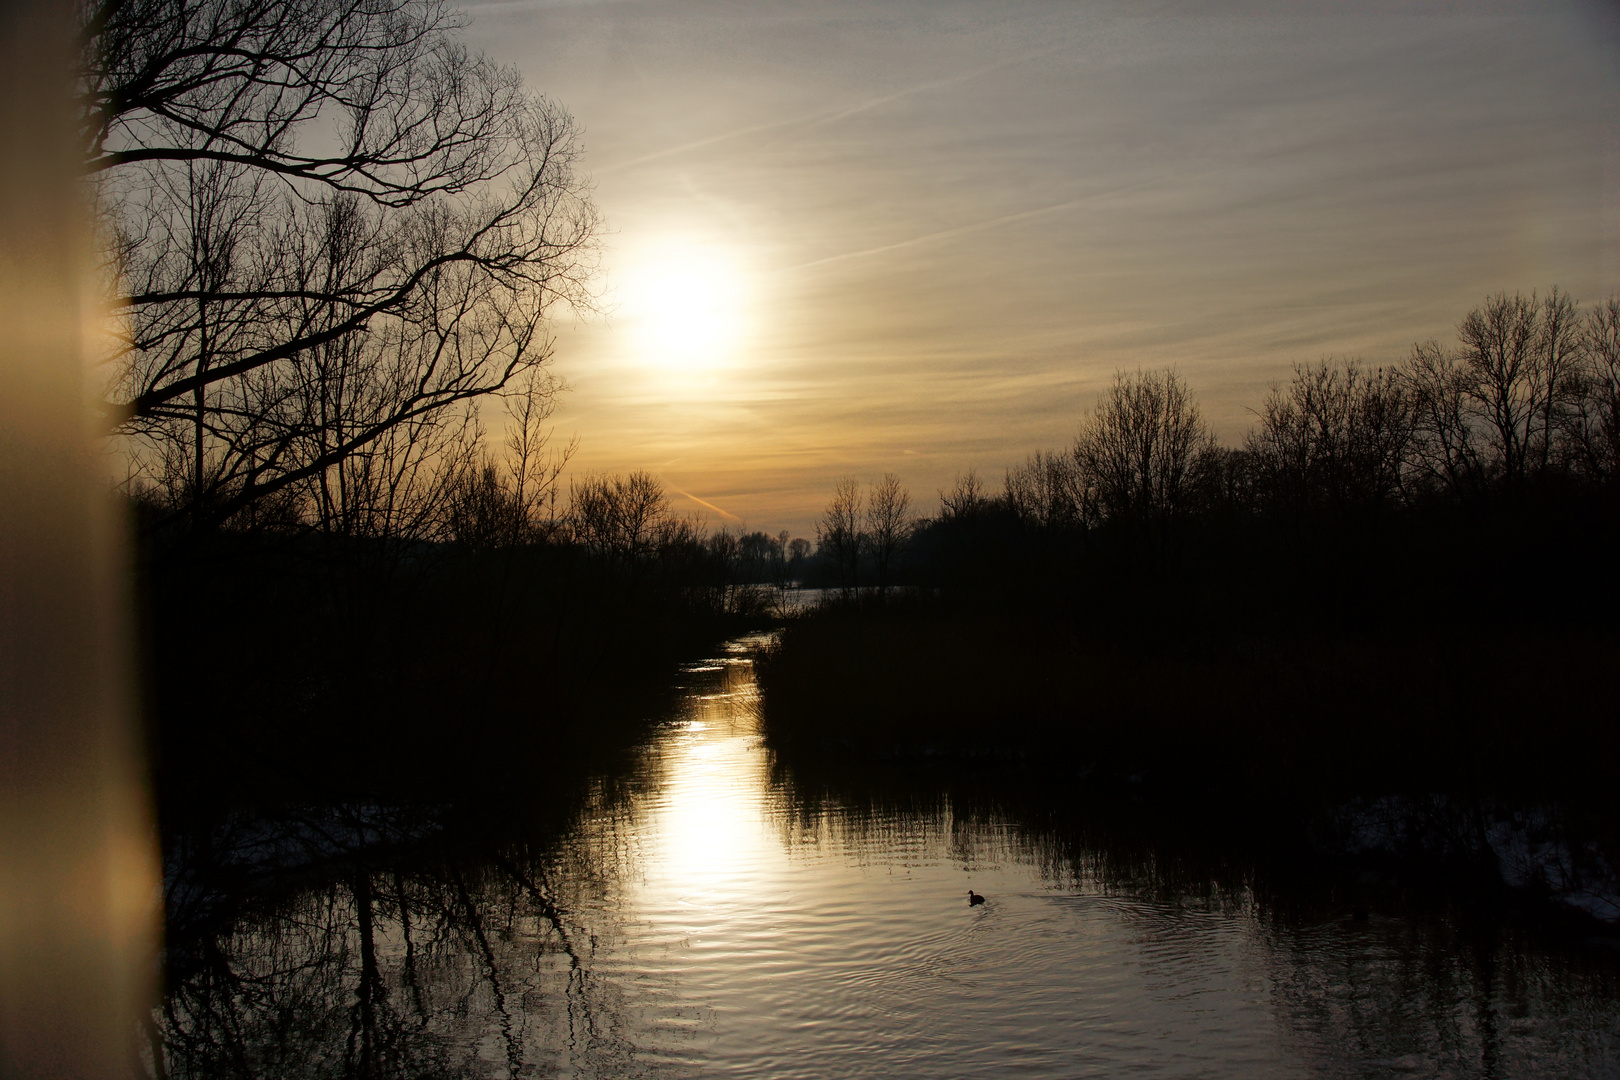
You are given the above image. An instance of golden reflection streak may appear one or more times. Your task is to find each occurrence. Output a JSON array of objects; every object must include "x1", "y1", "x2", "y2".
[{"x1": 644, "y1": 670, "x2": 773, "y2": 904}]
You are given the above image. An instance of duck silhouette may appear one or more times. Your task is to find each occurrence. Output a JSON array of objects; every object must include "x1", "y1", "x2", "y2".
[{"x1": 967, "y1": 890, "x2": 985, "y2": 906}]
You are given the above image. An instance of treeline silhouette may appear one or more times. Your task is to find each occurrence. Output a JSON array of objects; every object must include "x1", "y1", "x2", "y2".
[
  {"x1": 761, "y1": 290, "x2": 1619, "y2": 883},
  {"x1": 140, "y1": 459, "x2": 800, "y2": 834}
]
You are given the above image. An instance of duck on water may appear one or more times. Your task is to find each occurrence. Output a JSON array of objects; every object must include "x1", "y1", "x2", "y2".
[{"x1": 968, "y1": 891, "x2": 985, "y2": 906}]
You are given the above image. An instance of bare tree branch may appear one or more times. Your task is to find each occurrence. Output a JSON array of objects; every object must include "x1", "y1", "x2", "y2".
[{"x1": 86, "y1": 0, "x2": 600, "y2": 533}]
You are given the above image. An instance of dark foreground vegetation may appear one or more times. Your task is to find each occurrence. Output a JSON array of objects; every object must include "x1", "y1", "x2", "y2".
[
  {"x1": 140, "y1": 472, "x2": 796, "y2": 834},
  {"x1": 762, "y1": 290, "x2": 1620, "y2": 921}
]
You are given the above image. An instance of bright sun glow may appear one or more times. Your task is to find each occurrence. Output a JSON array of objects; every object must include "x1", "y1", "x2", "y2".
[{"x1": 618, "y1": 241, "x2": 751, "y2": 372}]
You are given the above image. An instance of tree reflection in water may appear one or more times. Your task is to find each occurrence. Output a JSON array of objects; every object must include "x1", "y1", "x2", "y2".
[
  {"x1": 157, "y1": 804, "x2": 655, "y2": 1080},
  {"x1": 155, "y1": 643, "x2": 1620, "y2": 1079}
]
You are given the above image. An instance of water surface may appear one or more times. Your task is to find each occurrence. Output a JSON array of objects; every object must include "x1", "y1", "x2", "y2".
[{"x1": 162, "y1": 635, "x2": 1620, "y2": 1078}]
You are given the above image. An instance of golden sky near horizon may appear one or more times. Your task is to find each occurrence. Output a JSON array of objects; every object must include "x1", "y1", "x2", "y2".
[{"x1": 464, "y1": 0, "x2": 1620, "y2": 537}]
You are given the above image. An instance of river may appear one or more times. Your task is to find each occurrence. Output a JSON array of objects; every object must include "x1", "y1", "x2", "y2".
[{"x1": 159, "y1": 634, "x2": 1620, "y2": 1078}]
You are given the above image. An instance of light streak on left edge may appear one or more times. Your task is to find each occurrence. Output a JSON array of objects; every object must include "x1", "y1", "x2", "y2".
[{"x1": 0, "y1": 2, "x2": 162, "y2": 1077}]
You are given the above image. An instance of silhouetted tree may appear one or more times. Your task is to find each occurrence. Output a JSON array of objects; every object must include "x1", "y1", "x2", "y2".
[
  {"x1": 85, "y1": 0, "x2": 599, "y2": 531},
  {"x1": 1403, "y1": 289, "x2": 1586, "y2": 497},
  {"x1": 773, "y1": 529, "x2": 794, "y2": 586},
  {"x1": 1004, "y1": 450, "x2": 1088, "y2": 532},
  {"x1": 502, "y1": 370, "x2": 576, "y2": 540},
  {"x1": 569, "y1": 471, "x2": 676, "y2": 566},
  {"x1": 864, "y1": 473, "x2": 912, "y2": 596},
  {"x1": 786, "y1": 537, "x2": 813, "y2": 582},
  {"x1": 312, "y1": 401, "x2": 481, "y2": 552},
  {"x1": 1246, "y1": 359, "x2": 1414, "y2": 514},
  {"x1": 729, "y1": 529, "x2": 792, "y2": 586},
  {"x1": 1569, "y1": 295, "x2": 1620, "y2": 481},
  {"x1": 939, "y1": 468, "x2": 992, "y2": 522},
  {"x1": 929, "y1": 468, "x2": 999, "y2": 581},
  {"x1": 446, "y1": 454, "x2": 522, "y2": 552},
  {"x1": 1072, "y1": 368, "x2": 1214, "y2": 530},
  {"x1": 816, "y1": 477, "x2": 863, "y2": 596},
  {"x1": 1189, "y1": 444, "x2": 1258, "y2": 518}
]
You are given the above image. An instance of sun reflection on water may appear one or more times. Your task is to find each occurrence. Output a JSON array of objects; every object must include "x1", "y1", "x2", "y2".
[{"x1": 640, "y1": 660, "x2": 775, "y2": 913}]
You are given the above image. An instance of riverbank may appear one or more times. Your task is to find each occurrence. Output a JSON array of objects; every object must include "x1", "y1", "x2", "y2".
[
  {"x1": 141, "y1": 528, "x2": 786, "y2": 838},
  {"x1": 754, "y1": 603, "x2": 1620, "y2": 925}
]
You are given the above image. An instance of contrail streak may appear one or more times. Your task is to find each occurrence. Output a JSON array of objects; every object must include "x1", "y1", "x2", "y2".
[
  {"x1": 672, "y1": 486, "x2": 741, "y2": 521},
  {"x1": 803, "y1": 42, "x2": 1070, "y2": 131},
  {"x1": 598, "y1": 117, "x2": 820, "y2": 175},
  {"x1": 778, "y1": 196, "x2": 1092, "y2": 274},
  {"x1": 595, "y1": 41, "x2": 1073, "y2": 176}
]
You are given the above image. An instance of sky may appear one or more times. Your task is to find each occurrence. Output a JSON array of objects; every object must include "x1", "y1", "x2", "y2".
[{"x1": 462, "y1": 0, "x2": 1620, "y2": 538}]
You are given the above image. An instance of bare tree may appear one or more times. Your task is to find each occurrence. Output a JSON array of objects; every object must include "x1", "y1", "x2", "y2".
[
  {"x1": 1004, "y1": 450, "x2": 1088, "y2": 531},
  {"x1": 84, "y1": 0, "x2": 599, "y2": 531},
  {"x1": 816, "y1": 477, "x2": 863, "y2": 596},
  {"x1": 732, "y1": 530, "x2": 789, "y2": 586},
  {"x1": 1245, "y1": 359, "x2": 1413, "y2": 513},
  {"x1": 1568, "y1": 294, "x2": 1620, "y2": 481},
  {"x1": 1459, "y1": 289, "x2": 1584, "y2": 484},
  {"x1": 1403, "y1": 289, "x2": 1587, "y2": 497},
  {"x1": 864, "y1": 473, "x2": 911, "y2": 596},
  {"x1": 938, "y1": 468, "x2": 992, "y2": 522},
  {"x1": 314, "y1": 386, "x2": 483, "y2": 553},
  {"x1": 1403, "y1": 339, "x2": 1483, "y2": 499},
  {"x1": 786, "y1": 537, "x2": 812, "y2": 578},
  {"x1": 502, "y1": 369, "x2": 576, "y2": 540},
  {"x1": 1072, "y1": 368, "x2": 1214, "y2": 529},
  {"x1": 773, "y1": 529, "x2": 793, "y2": 586},
  {"x1": 568, "y1": 471, "x2": 675, "y2": 566},
  {"x1": 930, "y1": 468, "x2": 998, "y2": 580}
]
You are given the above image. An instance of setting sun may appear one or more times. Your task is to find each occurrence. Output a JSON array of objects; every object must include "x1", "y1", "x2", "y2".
[{"x1": 618, "y1": 242, "x2": 750, "y2": 372}]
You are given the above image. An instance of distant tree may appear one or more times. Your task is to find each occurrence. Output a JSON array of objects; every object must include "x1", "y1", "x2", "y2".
[
  {"x1": 864, "y1": 473, "x2": 912, "y2": 596},
  {"x1": 933, "y1": 468, "x2": 997, "y2": 568},
  {"x1": 86, "y1": 0, "x2": 600, "y2": 532},
  {"x1": 773, "y1": 529, "x2": 794, "y2": 586},
  {"x1": 786, "y1": 537, "x2": 813, "y2": 581},
  {"x1": 569, "y1": 471, "x2": 676, "y2": 566},
  {"x1": 306, "y1": 392, "x2": 481, "y2": 554},
  {"x1": 1403, "y1": 339, "x2": 1482, "y2": 499},
  {"x1": 301, "y1": 366, "x2": 568, "y2": 556},
  {"x1": 938, "y1": 468, "x2": 992, "y2": 522},
  {"x1": 1246, "y1": 359, "x2": 1414, "y2": 514},
  {"x1": 733, "y1": 530, "x2": 790, "y2": 584},
  {"x1": 1190, "y1": 444, "x2": 1258, "y2": 518},
  {"x1": 1004, "y1": 450, "x2": 1087, "y2": 531},
  {"x1": 701, "y1": 527, "x2": 744, "y2": 613},
  {"x1": 502, "y1": 371, "x2": 576, "y2": 540},
  {"x1": 1403, "y1": 289, "x2": 1586, "y2": 497},
  {"x1": 1569, "y1": 295, "x2": 1620, "y2": 481},
  {"x1": 816, "y1": 477, "x2": 863, "y2": 596},
  {"x1": 1072, "y1": 368, "x2": 1214, "y2": 530},
  {"x1": 445, "y1": 451, "x2": 518, "y2": 553}
]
